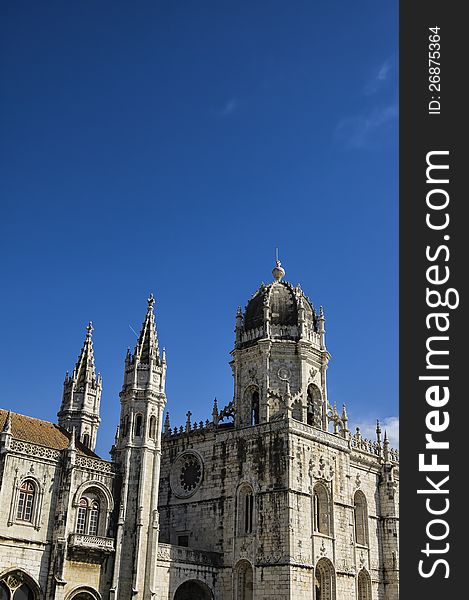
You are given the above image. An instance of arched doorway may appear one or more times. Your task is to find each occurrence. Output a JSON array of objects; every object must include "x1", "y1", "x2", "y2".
[
  {"x1": 174, "y1": 580, "x2": 213, "y2": 600},
  {"x1": 314, "y1": 558, "x2": 336, "y2": 600},
  {"x1": 234, "y1": 560, "x2": 253, "y2": 600},
  {"x1": 357, "y1": 569, "x2": 372, "y2": 600}
]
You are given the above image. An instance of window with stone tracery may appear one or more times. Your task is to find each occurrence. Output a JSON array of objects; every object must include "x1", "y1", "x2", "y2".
[
  {"x1": 75, "y1": 494, "x2": 100, "y2": 536},
  {"x1": 16, "y1": 480, "x2": 35, "y2": 523}
]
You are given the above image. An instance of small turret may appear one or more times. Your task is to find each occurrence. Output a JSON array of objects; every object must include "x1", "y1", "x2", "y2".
[{"x1": 57, "y1": 322, "x2": 102, "y2": 451}]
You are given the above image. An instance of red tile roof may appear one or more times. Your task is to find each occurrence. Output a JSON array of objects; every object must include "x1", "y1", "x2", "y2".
[{"x1": 0, "y1": 409, "x2": 99, "y2": 457}]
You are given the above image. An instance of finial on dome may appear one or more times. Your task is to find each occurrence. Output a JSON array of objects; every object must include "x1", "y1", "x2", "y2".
[{"x1": 272, "y1": 257, "x2": 286, "y2": 282}]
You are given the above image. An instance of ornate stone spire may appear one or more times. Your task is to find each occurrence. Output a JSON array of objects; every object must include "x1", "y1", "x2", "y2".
[
  {"x1": 133, "y1": 293, "x2": 160, "y2": 365},
  {"x1": 58, "y1": 322, "x2": 102, "y2": 451},
  {"x1": 73, "y1": 322, "x2": 97, "y2": 388}
]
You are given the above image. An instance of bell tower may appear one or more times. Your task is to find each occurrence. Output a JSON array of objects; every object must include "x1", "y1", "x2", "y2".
[
  {"x1": 58, "y1": 322, "x2": 102, "y2": 451},
  {"x1": 230, "y1": 260, "x2": 331, "y2": 430},
  {"x1": 111, "y1": 294, "x2": 167, "y2": 600}
]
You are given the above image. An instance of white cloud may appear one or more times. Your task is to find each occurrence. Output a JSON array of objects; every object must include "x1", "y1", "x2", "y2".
[
  {"x1": 353, "y1": 415, "x2": 399, "y2": 448},
  {"x1": 335, "y1": 104, "x2": 398, "y2": 149},
  {"x1": 364, "y1": 59, "x2": 392, "y2": 95},
  {"x1": 218, "y1": 98, "x2": 237, "y2": 117}
]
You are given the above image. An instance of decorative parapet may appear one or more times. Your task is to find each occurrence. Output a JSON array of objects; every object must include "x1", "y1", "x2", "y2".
[
  {"x1": 157, "y1": 543, "x2": 223, "y2": 567},
  {"x1": 351, "y1": 431, "x2": 399, "y2": 463},
  {"x1": 75, "y1": 455, "x2": 115, "y2": 473},
  {"x1": 10, "y1": 439, "x2": 61, "y2": 461},
  {"x1": 68, "y1": 533, "x2": 115, "y2": 552},
  {"x1": 289, "y1": 420, "x2": 350, "y2": 452}
]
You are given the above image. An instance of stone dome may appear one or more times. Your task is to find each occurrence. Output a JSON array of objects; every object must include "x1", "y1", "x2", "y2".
[
  {"x1": 237, "y1": 263, "x2": 319, "y2": 348},
  {"x1": 244, "y1": 282, "x2": 300, "y2": 331}
]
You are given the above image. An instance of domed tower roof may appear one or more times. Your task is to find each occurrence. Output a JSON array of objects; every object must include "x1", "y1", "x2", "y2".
[{"x1": 235, "y1": 260, "x2": 320, "y2": 348}]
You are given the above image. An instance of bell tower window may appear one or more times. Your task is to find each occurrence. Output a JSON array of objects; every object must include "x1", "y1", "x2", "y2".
[{"x1": 251, "y1": 391, "x2": 259, "y2": 425}]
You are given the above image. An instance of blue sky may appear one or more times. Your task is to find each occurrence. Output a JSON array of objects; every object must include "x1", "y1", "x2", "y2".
[{"x1": 0, "y1": 1, "x2": 398, "y2": 456}]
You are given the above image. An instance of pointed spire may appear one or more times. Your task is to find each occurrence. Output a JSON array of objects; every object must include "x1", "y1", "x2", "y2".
[
  {"x1": 383, "y1": 429, "x2": 390, "y2": 463},
  {"x1": 164, "y1": 411, "x2": 171, "y2": 434},
  {"x1": 376, "y1": 419, "x2": 382, "y2": 444},
  {"x1": 134, "y1": 293, "x2": 160, "y2": 364},
  {"x1": 73, "y1": 322, "x2": 97, "y2": 388},
  {"x1": 58, "y1": 322, "x2": 102, "y2": 452},
  {"x1": 212, "y1": 398, "x2": 219, "y2": 426}
]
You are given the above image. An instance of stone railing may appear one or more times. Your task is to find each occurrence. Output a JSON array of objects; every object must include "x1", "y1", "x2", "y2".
[
  {"x1": 69, "y1": 533, "x2": 115, "y2": 552},
  {"x1": 10, "y1": 439, "x2": 61, "y2": 461},
  {"x1": 157, "y1": 543, "x2": 222, "y2": 567},
  {"x1": 76, "y1": 455, "x2": 115, "y2": 473}
]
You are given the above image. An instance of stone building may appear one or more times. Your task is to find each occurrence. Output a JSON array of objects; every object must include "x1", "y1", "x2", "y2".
[{"x1": 0, "y1": 262, "x2": 399, "y2": 600}]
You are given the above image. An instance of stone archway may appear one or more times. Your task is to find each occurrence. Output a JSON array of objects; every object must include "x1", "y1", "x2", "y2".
[{"x1": 173, "y1": 580, "x2": 213, "y2": 600}]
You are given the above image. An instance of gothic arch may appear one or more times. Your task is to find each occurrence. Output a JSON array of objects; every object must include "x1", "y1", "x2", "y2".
[
  {"x1": 73, "y1": 480, "x2": 114, "y2": 514},
  {"x1": 0, "y1": 569, "x2": 41, "y2": 600},
  {"x1": 72, "y1": 481, "x2": 114, "y2": 536},
  {"x1": 66, "y1": 586, "x2": 102, "y2": 600},
  {"x1": 314, "y1": 558, "x2": 336, "y2": 600},
  {"x1": 173, "y1": 580, "x2": 213, "y2": 600},
  {"x1": 234, "y1": 560, "x2": 253, "y2": 600},
  {"x1": 357, "y1": 569, "x2": 372, "y2": 600}
]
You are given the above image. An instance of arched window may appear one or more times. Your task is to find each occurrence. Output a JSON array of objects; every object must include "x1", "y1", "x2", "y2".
[
  {"x1": 251, "y1": 391, "x2": 259, "y2": 425},
  {"x1": 0, "y1": 572, "x2": 37, "y2": 600},
  {"x1": 307, "y1": 385, "x2": 322, "y2": 427},
  {"x1": 354, "y1": 491, "x2": 369, "y2": 546},
  {"x1": 76, "y1": 494, "x2": 101, "y2": 536},
  {"x1": 82, "y1": 433, "x2": 90, "y2": 448},
  {"x1": 134, "y1": 414, "x2": 143, "y2": 437},
  {"x1": 357, "y1": 569, "x2": 372, "y2": 600},
  {"x1": 235, "y1": 560, "x2": 253, "y2": 600},
  {"x1": 315, "y1": 558, "x2": 336, "y2": 600},
  {"x1": 237, "y1": 485, "x2": 254, "y2": 535},
  {"x1": 122, "y1": 415, "x2": 129, "y2": 437},
  {"x1": 16, "y1": 481, "x2": 36, "y2": 523},
  {"x1": 149, "y1": 415, "x2": 156, "y2": 439},
  {"x1": 313, "y1": 483, "x2": 331, "y2": 535}
]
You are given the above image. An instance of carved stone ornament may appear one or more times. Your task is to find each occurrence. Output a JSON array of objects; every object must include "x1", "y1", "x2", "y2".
[
  {"x1": 355, "y1": 473, "x2": 361, "y2": 488},
  {"x1": 170, "y1": 451, "x2": 204, "y2": 499},
  {"x1": 309, "y1": 367, "x2": 319, "y2": 381},
  {"x1": 314, "y1": 456, "x2": 334, "y2": 482},
  {"x1": 277, "y1": 366, "x2": 291, "y2": 381}
]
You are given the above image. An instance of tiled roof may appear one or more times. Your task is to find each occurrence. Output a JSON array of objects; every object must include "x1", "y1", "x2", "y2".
[{"x1": 0, "y1": 408, "x2": 99, "y2": 457}]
